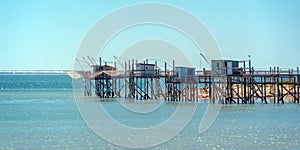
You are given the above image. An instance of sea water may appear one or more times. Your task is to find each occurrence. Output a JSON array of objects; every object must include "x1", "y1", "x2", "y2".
[{"x1": 0, "y1": 73, "x2": 300, "y2": 149}]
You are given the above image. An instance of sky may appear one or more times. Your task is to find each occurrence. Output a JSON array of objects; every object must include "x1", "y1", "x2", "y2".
[{"x1": 1, "y1": 0, "x2": 300, "y2": 70}]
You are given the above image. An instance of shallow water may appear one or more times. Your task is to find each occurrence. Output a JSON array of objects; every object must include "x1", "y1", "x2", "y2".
[{"x1": 0, "y1": 74, "x2": 300, "y2": 149}]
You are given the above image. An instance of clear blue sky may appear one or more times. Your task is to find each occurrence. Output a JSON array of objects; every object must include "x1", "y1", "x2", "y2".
[{"x1": 1, "y1": 0, "x2": 300, "y2": 70}]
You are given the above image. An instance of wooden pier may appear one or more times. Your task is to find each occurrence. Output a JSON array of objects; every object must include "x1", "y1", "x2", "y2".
[{"x1": 75, "y1": 57, "x2": 300, "y2": 104}]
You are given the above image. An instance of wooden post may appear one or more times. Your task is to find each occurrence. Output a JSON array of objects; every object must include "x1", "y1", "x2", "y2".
[
  {"x1": 132, "y1": 59, "x2": 135, "y2": 99},
  {"x1": 84, "y1": 78, "x2": 87, "y2": 96},
  {"x1": 238, "y1": 80, "x2": 240, "y2": 104},
  {"x1": 150, "y1": 77, "x2": 154, "y2": 99},
  {"x1": 89, "y1": 80, "x2": 92, "y2": 96},
  {"x1": 114, "y1": 62, "x2": 117, "y2": 97},
  {"x1": 125, "y1": 61, "x2": 127, "y2": 99},
  {"x1": 298, "y1": 67, "x2": 300, "y2": 103},
  {"x1": 165, "y1": 62, "x2": 168, "y2": 101},
  {"x1": 243, "y1": 76, "x2": 247, "y2": 104},
  {"x1": 264, "y1": 77, "x2": 267, "y2": 104},
  {"x1": 209, "y1": 76, "x2": 212, "y2": 101}
]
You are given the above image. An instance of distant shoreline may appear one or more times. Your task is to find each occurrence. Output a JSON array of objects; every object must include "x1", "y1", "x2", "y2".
[{"x1": 0, "y1": 70, "x2": 72, "y2": 75}]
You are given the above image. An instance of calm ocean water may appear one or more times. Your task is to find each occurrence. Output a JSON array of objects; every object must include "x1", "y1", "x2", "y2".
[{"x1": 1, "y1": 74, "x2": 300, "y2": 149}]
